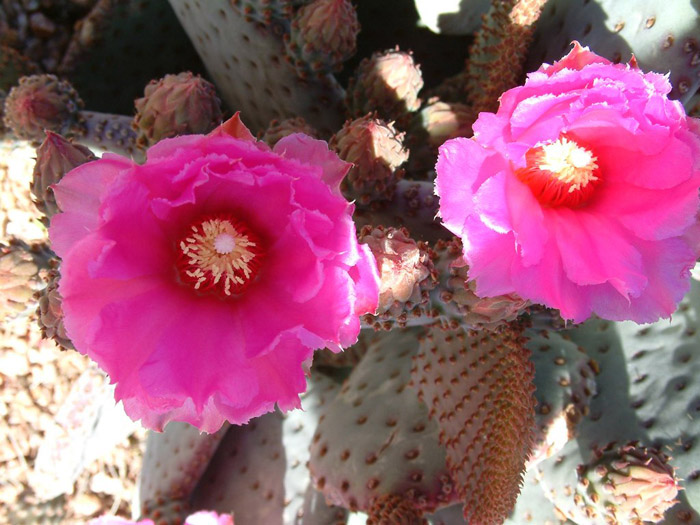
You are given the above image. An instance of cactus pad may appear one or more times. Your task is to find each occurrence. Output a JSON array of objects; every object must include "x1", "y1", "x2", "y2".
[
  {"x1": 410, "y1": 325, "x2": 537, "y2": 524},
  {"x1": 168, "y1": 0, "x2": 345, "y2": 136},
  {"x1": 528, "y1": 0, "x2": 700, "y2": 103},
  {"x1": 309, "y1": 328, "x2": 456, "y2": 514}
]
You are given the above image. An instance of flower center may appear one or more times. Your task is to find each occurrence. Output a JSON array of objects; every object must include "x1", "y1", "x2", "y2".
[
  {"x1": 516, "y1": 136, "x2": 600, "y2": 207},
  {"x1": 176, "y1": 213, "x2": 264, "y2": 297}
]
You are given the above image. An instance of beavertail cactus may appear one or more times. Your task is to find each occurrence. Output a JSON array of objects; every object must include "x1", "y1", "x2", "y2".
[
  {"x1": 3, "y1": 74, "x2": 138, "y2": 155},
  {"x1": 230, "y1": 0, "x2": 303, "y2": 25},
  {"x1": 135, "y1": 372, "x2": 344, "y2": 524},
  {"x1": 529, "y1": 0, "x2": 700, "y2": 103},
  {"x1": 8, "y1": 1, "x2": 700, "y2": 524},
  {"x1": 466, "y1": 0, "x2": 548, "y2": 115},
  {"x1": 132, "y1": 72, "x2": 223, "y2": 148},
  {"x1": 169, "y1": 0, "x2": 345, "y2": 135},
  {"x1": 366, "y1": 493, "x2": 428, "y2": 524},
  {"x1": 526, "y1": 329, "x2": 597, "y2": 467},
  {"x1": 139, "y1": 421, "x2": 230, "y2": 521}
]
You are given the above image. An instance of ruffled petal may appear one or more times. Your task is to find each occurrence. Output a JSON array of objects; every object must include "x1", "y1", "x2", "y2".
[
  {"x1": 49, "y1": 154, "x2": 133, "y2": 254},
  {"x1": 591, "y1": 178, "x2": 700, "y2": 241},
  {"x1": 347, "y1": 242, "x2": 381, "y2": 321},
  {"x1": 589, "y1": 237, "x2": 696, "y2": 323},
  {"x1": 506, "y1": 174, "x2": 548, "y2": 266},
  {"x1": 463, "y1": 215, "x2": 517, "y2": 297},
  {"x1": 510, "y1": 242, "x2": 593, "y2": 323},
  {"x1": 274, "y1": 133, "x2": 352, "y2": 192},
  {"x1": 550, "y1": 209, "x2": 647, "y2": 298},
  {"x1": 538, "y1": 42, "x2": 610, "y2": 75},
  {"x1": 593, "y1": 134, "x2": 694, "y2": 189},
  {"x1": 435, "y1": 138, "x2": 508, "y2": 235}
]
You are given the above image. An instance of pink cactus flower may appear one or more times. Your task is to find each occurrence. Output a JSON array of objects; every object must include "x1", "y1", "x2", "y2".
[
  {"x1": 89, "y1": 510, "x2": 234, "y2": 525},
  {"x1": 49, "y1": 115, "x2": 379, "y2": 432},
  {"x1": 435, "y1": 43, "x2": 700, "y2": 323}
]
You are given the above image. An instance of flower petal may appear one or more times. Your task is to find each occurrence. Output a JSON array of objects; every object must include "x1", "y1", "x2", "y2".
[
  {"x1": 550, "y1": 209, "x2": 647, "y2": 298},
  {"x1": 49, "y1": 154, "x2": 133, "y2": 254},
  {"x1": 436, "y1": 138, "x2": 508, "y2": 236},
  {"x1": 274, "y1": 133, "x2": 351, "y2": 192}
]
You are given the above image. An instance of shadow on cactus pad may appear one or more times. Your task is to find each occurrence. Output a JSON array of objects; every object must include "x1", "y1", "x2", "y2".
[{"x1": 58, "y1": 0, "x2": 207, "y2": 115}]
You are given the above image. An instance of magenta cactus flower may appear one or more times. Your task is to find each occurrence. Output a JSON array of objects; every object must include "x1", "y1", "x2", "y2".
[
  {"x1": 435, "y1": 43, "x2": 700, "y2": 323},
  {"x1": 49, "y1": 115, "x2": 379, "y2": 433}
]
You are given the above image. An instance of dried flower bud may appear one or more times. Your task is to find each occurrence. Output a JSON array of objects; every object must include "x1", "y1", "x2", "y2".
[
  {"x1": 347, "y1": 48, "x2": 424, "y2": 123},
  {"x1": 3, "y1": 74, "x2": 84, "y2": 141},
  {"x1": 0, "y1": 240, "x2": 47, "y2": 319},
  {"x1": 576, "y1": 443, "x2": 680, "y2": 524},
  {"x1": 284, "y1": 0, "x2": 360, "y2": 78},
  {"x1": 31, "y1": 131, "x2": 96, "y2": 222},
  {"x1": 330, "y1": 115, "x2": 408, "y2": 205},
  {"x1": 37, "y1": 268, "x2": 73, "y2": 350},
  {"x1": 133, "y1": 72, "x2": 223, "y2": 148},
  {"x1": 360, "y1": 225, "x2": 436, "y2": 321},
  {"x1": 261, "y1": 116, "x2": 318, "y2": 146}
]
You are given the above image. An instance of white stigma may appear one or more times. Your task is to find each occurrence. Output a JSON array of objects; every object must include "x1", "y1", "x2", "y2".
[
  {"x1": 214, "y1": 232, "x2": 236, "y2": 254},
  {"x1": 538, "y1": 137, "x2": 599, "y2": 192}
]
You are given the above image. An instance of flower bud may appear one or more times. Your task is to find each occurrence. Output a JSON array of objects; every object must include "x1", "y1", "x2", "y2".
[
  {"x1": 31, "y1": 131, "x2": 96, "y2": 222},
  {"x1": 408, "y1": 98, "x2": 472, "y2": 173},
  {"x1": 330, "y1": 115, "x2": 408, "y2": 205},
  {"x1": 3, "y1": 74, "x2": 84, "y2": 141},
  {"x1": 284, "y1": 0, "x2": 359, "y2": 78},
  {"x1": 262, "y1": 116, "x2": 317, "y2": 146},
  {"x1": 133, "y1": 72, "x2": 223, "y2": 148},
  {"x1": 576, "y1": 443, "x2": 680, "y2": 524},
  {"x1": 360, "y1": 225, "x2": 436, "y2": 327},
  {"x1": 347, "y1": 48, "x2": 424, "y2": 123}
]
